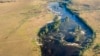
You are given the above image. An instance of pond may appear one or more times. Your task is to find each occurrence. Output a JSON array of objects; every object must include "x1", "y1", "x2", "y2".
[{"x1": 38, "y1": 1, "x2": 94, "y2": 56}]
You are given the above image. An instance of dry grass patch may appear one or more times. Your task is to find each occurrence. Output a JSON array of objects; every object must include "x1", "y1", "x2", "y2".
[{"x1": 0, "y1": 0, "x2": 54, "y2": 56}]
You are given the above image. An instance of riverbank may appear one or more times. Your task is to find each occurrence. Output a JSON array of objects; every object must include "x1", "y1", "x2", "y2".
[{"x1": 67, "y1": 0, "x2": 100, "y2": 56}]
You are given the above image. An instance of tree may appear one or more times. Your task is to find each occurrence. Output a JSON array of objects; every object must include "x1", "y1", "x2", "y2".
[
  {"x1": 53, "y1": 16, "x2": 61, "y2": 32},
  {"x1": 45, "y1": 25, "x2": 49, "y2": 33}
]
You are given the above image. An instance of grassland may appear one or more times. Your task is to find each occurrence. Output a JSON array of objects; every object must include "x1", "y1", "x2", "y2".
[
  {"x1": 0, "y1": 0, "x2": 100, "y2": 56},
  {"x1": 0, "y1": 0, "x2": 54, "y2": 56}
]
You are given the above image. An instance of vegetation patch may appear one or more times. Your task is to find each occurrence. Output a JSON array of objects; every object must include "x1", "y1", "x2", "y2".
[{"x1": 93, "y1": 44, "x2": 100, "y2": 56}]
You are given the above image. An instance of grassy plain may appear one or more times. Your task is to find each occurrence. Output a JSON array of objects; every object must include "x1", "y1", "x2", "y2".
[
  {"x1": 0, "y1": 0, "x2": 100, "y2": 56},
  {"x1": 0, "y1": 0, "x2": 53, "y2": 56}
]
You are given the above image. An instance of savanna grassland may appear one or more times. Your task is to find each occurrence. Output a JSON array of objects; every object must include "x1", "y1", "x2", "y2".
[
  {"x1": 0, "y1": 0, "x2": 100, "y2": 56},
  {"x1": 0, "y1": 0, "x2": 53, "y2": 56}
]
